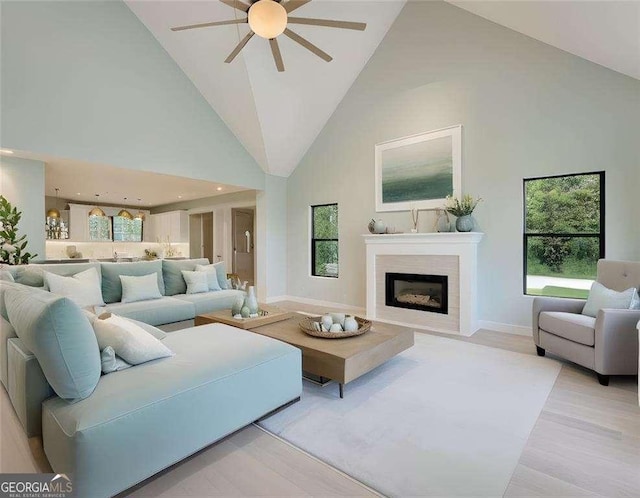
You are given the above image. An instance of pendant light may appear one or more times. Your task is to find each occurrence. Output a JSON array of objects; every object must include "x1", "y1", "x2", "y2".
[
  {"x1": 89, "y1": 194, "x2": 106, "y2": 217},
  {"x1": 117, "y1": 198, "x2": 133, "y2": 219},
  {"x1": 46, "y1": 188, "x2": 61, "y2": 219},
  {"x1": 134, "y1": 198, "x2": 146, "y2": 222}
]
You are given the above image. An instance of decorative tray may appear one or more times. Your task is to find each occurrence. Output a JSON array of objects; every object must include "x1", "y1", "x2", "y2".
[{"x1": 299, "y1": 316, "x2": 371, "y2": 339}]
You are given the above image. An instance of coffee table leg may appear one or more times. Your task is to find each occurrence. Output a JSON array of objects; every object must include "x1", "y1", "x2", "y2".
[{"x1": 339, "y1": 383, "x2": 344, "y2": 399}]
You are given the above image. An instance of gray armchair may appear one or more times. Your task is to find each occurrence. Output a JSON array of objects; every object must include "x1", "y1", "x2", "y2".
[{"x1": 533, "y1": 260, "x2": 640, "y2": 385}]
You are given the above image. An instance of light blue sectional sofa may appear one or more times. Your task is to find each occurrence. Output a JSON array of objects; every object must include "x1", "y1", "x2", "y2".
[{"x1": 0, "y1": 260, "x2": 302, "y2": 497}]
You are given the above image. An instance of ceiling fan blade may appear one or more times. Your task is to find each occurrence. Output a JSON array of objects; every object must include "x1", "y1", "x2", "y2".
[
  {"x1": 219, "y1": 0, "x2": 251, "y2": 13},
  {"x1": 171, "y1": 18, "x2": 247, "y2": 32},
  {"x1": 269, "y1": 38, "x2": 285, "y2": 72},
  {"x1": 287, "y1": 17, "x2": 366, "y2": 31},
  {"x1": 283, "y1": 28, "x2": 332, "y2": 62},
  {"x1": 225, "y1": 31, "x2": 255, "y2": 63},
  {"x1": 284, "y1": 0, "x2": 312, "y2": 14}
]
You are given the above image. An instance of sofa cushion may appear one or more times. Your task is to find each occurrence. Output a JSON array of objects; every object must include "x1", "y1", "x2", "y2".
[
  {"x1": 5, "y1": 287, "x2": 101, "y2": 400},
  {"x1": 181, "y1": 270, "x2": 209, "y2": 295},
  {"x1": 13, "y1": 262, "x2": 102, "y2": 288},
  {"x1": 539, "y1": 311, "x2": 596, "y2": 346},
  {"x1": 195, "y1": 264, "x2": 222, "y2": 291},
  {"x1": 101, "y1": 261, "x2": 165, "y2": 304},
  {"x1": 42, "y1": 324, "x2": 301, "y2": 498},
  {"x1": 103, "y1": 297, "x2": 195, "y2": 326},
  {"x1": 173, "y1": 289, "x2": 245, "y2": 315},
  {"x1": 120, "y1": 273, "x2": 162, "y2": 303},
  {"x1": 162, "y1": 259, "x2": 210, "y2": 296}
]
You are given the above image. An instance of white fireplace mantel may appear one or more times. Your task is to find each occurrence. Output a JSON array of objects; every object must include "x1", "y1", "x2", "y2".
[{"x1": 363, "y1": 232, "x2": 484, "y2": 336}]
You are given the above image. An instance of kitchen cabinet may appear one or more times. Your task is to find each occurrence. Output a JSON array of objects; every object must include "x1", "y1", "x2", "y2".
[{"x1": 147, "y1": 211, "x2": 189, "y2": 243}]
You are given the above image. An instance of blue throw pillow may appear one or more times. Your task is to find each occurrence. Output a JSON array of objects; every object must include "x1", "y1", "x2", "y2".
[{"x1": 5, "y1": 288, "x2": 101, "y2": 400}]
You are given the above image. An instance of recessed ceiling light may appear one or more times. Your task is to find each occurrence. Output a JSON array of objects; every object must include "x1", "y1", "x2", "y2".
[
  {"x1": 0, "y1": 149, "x2": 14, "y2": 155},
  {"x1": 76, "y1": 192, "x2": 81, "y2": 196},
  {"x1": 216, "y1": 187, "x2": 223, "y2": 191},
  {"x1": 178, "y1": 195, "x2": 182, "y2": 199}
]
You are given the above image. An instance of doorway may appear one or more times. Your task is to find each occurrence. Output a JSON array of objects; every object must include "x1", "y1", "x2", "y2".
[
  {"x1": 232, "y1": 208, "x2": 255, "y2": 285},
  {"x1": 189, "y1": 213, "x2": 214, "y2": 262}
]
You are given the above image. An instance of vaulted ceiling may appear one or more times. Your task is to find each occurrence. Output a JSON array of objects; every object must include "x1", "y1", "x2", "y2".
[
  {"x1": 126, "y1": 0, "x2": 406, "y2": 177},
  {"x1": 126, "y1": 0, "x2": 639, "y2": 178}
]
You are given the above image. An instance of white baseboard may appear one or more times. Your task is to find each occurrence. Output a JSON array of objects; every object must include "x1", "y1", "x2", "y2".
[
  {"x1": 266, "y1": 295, "x2": 363, "y2": 313},
  {"x1": 478, "y1": 320, "x2": 532, "y2": 336}
]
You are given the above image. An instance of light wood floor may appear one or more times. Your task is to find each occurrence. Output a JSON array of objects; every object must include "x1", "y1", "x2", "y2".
[{"x1": 1, "y1": 300, "x2": 638, "y2": 497}]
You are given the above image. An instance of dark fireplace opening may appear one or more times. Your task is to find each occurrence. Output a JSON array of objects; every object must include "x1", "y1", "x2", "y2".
[{"x1": 385, "y1": 272, "x2": 448, "y2": 315}]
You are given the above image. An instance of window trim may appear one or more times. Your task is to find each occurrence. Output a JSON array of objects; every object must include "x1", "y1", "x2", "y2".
[
  {"x1": 522, "y1": 171, "x2": 605, "y2": 296},
  {"x1": 310, "y1": 203, "x2": 339, "y2": 279}
]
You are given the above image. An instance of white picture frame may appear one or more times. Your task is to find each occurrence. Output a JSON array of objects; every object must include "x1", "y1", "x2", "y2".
[{"x1": 375, "y1": 125, "x2": 462, "y2": 212}]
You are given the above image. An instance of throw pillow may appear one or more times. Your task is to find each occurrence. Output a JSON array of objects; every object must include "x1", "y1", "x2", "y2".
[
  {"x1": 119, "y1": 273, "x2": 162, "y2": 303},
  {"x1": 4, "y1": 288, "x2": 101, "y2": 400},
  {"x1": 181, "y1": 270, "x2": 209, "y2": 294},
  {"x1": 100, "y1": 346, "x2": 132, "y2": 374},
  {"x1": 92, "y1": 314, "x2": 174, "y2": 365},
  {"x1": 582, "y1": 281, "x2": 640, "y2": 317},
  {"x1": 0, "y1": 270, "x2": 14, "y2": 282},
  {"x1": 194, "y1": 264, "x2": 222, "y2": 291},
  {"x1": 45, "y1": 267, "x2": 105, "y2": 308}
]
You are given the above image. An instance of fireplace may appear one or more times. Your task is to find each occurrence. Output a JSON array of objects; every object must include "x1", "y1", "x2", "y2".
[{"x1": 385, "y1": 272, "x2": 448, "y2": 315}]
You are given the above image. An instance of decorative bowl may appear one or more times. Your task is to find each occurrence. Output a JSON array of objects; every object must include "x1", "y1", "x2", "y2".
[{"x1": 299, "y1": 315, "x2": 371, "y2": 339}]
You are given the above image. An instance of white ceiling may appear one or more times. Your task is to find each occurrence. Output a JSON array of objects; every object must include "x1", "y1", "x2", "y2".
[
  {"x1": 126, "y1": 0, "x2": 406, "y2": 177},
  {"x1": 126, "y1": 0, "x2": 638, "y2": 179},
  {"x1": 43, "y1": 157, "x2": 246, "y2": 207},
  {"x1": 449, "y1": 1, "x2": 640, "y2": 81}
]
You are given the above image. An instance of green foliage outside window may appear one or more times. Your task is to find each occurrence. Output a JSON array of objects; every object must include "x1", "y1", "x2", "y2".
[{"x1": 312, "y1": 204, "x2": 338, "y2": 278}]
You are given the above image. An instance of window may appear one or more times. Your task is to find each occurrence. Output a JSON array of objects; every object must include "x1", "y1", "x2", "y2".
[
  {"x1": 523, "y1": 172, "x2": 605, "y2": 299},
  {"x1": 311, "y1": 204, "x2": 338, "y2": 278},
  {"x1": 113, "y1": 216, "x2": 143, "y2": 242}
]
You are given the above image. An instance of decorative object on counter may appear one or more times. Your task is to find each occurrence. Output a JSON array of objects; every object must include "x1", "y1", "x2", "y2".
[
  {"x1": 0, "y1": 195, "x2": 37, "y2": 264},
  {"x1": 445, "y1": 194, "x2": 482, "y2": 232},
  {"x1": 368, "y1": 218, "x2": 387, "y2": 234},
  {"x1": 143, "y1": 249, "x2": 158, "y2": 261},
  {"x1": 299, "y1": 314, "x2": 371, "y2": 338},
  {"x1": 159, "y1": 236, "x2": 180, "y2": 258},
  {"x1": 434, "y1": 209, "x2": 452, "y2": 232},
  {"x1": 65, "y1": 245, "x2": 83, "y2": 259},
  {"x1": 375, "y1": 125, "x2": 462, "y2": 212},
  {"x1": 410, "y1": 207, "x2": 420, "y2": 233}
]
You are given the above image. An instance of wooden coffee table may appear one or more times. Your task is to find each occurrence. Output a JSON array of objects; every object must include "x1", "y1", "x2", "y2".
[{"x1": 245, "y1": 313, "x2": 414, "y2": 398}]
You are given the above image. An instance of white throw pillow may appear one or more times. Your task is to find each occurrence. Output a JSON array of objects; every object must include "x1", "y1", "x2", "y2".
[
  {"x1": 119, "y1": 273, "x2": 162, "y2": 303},
  {"x1": 92, "y1": 314, "x2": 174, "y2": 365},
  {"x1": 100, "y1": 346, "x2": 132, "y2": 374},
  {"x1": 194, "y1": 264, "x2": 222, "y2": 291},
  {"x1": 582, "y1": 281, "x2": 640, "y2": 318},
  {"x1": 181, "y1": 270, "x2": 209, "y2": 294},
  {"x1": 45, "y1": 268, "x2": 105, "y2": 307}
]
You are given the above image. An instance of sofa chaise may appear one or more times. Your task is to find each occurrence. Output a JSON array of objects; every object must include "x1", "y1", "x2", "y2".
[{"x1": 0, "y1": 262, "x2": 302, "y2": 497}]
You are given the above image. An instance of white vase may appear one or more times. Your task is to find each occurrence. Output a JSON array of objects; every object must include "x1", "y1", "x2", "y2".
[{"x1": 244, "y1": 286, "x2": 259, "y2": 315}]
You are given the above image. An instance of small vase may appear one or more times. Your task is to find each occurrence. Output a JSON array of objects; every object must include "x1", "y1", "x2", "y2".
[
  {"x1": 244, "y1": 286, "x2": 259, "y2": 315},
  {"x1": 231, "y1": 295, "x2": 244, "y2": 316},
  {"x1": 455, "y1": 215, "x2": 474, "y2": 232},
  {"x1": 436, "y1": 210, "x2": 451, "y2": 232}
]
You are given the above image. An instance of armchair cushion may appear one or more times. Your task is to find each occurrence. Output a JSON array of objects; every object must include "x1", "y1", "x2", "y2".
[
  {"x1": 539, "y1": 312, "x2": 596, "y2": 346},
  {"x1": 532, "y1": 296, "x2": 586, "y2": 344}
]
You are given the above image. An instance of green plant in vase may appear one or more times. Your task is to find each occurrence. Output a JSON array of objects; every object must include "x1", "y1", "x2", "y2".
[
  {"x1": 444, "y1": 194, "x2": 482, "y2": 232},
  {"x1": 0, "y1": 195, "x2": 37, "y2": 265}
]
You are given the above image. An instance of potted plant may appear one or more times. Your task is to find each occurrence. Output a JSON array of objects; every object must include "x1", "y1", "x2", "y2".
[
  {"x1": 444, "y1": 194, "x2": 482, "y2": 232},
  {"x1": 0, "y1": 195, "x2": 37, "y2": 265}
]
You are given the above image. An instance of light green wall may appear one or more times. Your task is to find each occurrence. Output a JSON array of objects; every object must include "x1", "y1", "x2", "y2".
[
  {"x1": 0, "y1": 0, "x2": 264, "y2": 190},
  {"x1": 287, "y1": 1, "x2": 640, "y2": 328},
  {"x1": 0, "y1": 157, "x2": 46, "y2": 261}
]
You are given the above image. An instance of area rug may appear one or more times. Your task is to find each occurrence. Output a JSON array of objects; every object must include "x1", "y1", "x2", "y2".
[{"x1": 259, "y1": 333, "x2": 561, "y2": 497}]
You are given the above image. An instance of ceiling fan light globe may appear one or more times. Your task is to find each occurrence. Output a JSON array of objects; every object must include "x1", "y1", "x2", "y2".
[{"x1": 248, "y1": 0, "x2": 287, "y2": 39}]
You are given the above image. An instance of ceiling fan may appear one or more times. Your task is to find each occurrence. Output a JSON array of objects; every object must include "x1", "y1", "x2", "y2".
[{"x1": 170, "y1": 0, "x2": 366, "y2": 72}]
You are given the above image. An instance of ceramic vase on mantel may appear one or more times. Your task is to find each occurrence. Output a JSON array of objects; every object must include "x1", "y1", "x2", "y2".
[
  {"x1": 455, "y1": 215, "x2": 474, "y2": 232},
  {"x1": 244, "y1": 286, "x2": 259, "y2": 315}
]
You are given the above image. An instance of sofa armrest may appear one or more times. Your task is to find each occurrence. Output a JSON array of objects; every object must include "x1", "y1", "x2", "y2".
[
  {"x1": 594, "y1": 309, "x2": 640, "y2": 375},
  {"x1": 532, "y1": 297, "x2": 585, "y2": 344}
]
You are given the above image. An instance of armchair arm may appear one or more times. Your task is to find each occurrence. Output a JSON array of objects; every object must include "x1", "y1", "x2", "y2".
[
  {"x1": 594, "y1": 309, "x2": 640, "y2": 375},
  {"x1": 532, "y1": 297, "x2": 585, "y2": 344}
]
